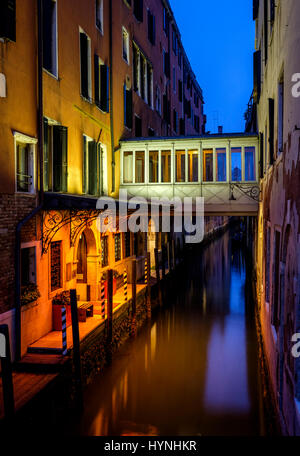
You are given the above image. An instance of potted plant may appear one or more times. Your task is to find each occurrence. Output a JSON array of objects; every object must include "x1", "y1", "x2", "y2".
[
  {"x1": 21, "y1": 283, "x2": 40, "y2": 307},
  {"x1": 52, "y1": 290, "x2": 72, "y2": 330}
]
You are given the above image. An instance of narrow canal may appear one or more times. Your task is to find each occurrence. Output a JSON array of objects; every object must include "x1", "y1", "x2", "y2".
[{"x1": 67, "y1": 229, "x2": 267, "y2": 436}]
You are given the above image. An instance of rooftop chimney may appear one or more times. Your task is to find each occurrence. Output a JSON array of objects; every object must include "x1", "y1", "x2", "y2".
[{"x1": 218, "y1": 126, "x2": 223, "y2": 134}]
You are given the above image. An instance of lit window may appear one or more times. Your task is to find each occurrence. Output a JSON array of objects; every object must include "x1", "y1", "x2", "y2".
[
  {"x1": 245, "y1": 147, "x2": 256, "y2": 181},
  {"x1": 123, "y1": 151, "x2": 133, "y2": 183},
  {"x1": 203, "y1": 149, "x2": 213, "y2": 182},
  {"x1": 216, "y1": 148, "x2": 227, "y2": 182},
  {"x1": 122, "y1": 27, "x2": 129, "y2": 63},
  {"x1": 176, "y1": 150, "x2": 186, "y2": 182},
  {"x1": 231, "y1": 147, "x2": 242, "y2": 181},
  {"x1": 135, "y1": 151, "x2": 145, "y2": 183},
  {"x1": 188, "y1": 150, "x2": 198, "y2": 182},
  {"x1": 161, "y1": 150, "x2": 171, "y2": 183},
  {"x1": 15, "y1": 132, "x2": 37, "y2": 194},
  {"x1": 149, "y1": 151, "x2": 159, "y2": 183}
]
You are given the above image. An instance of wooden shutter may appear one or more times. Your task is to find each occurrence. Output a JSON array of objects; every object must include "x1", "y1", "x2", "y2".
[
  {"x1": 43, "y1": 118, "x2": 49, "y2": 191},
  {"x1": 88, "y1": 141, "x2": 98, "y2": 195},
  {"x1": 80, "y1": 32, "x2": 89, "y2": 99},
  {"x1": 253, "y1": 50, "x2": 261, "y2": 102},
  {"x1": 100, "y1": 64, "x2": 109, "y2": 112},
  {"x1": 53, "y1": 125, "x2": 68, "y2": 192},
  {"x1": 268, "y1": 98, "x2": 275, "y2": 165},
  {"x1": 0, "y1": 0, "x2": 16, "y2": 41},
  {"x1": 94, "y1": 55, "x2": 100, "y2": 106}
]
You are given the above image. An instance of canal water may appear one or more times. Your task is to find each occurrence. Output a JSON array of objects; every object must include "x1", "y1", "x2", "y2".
[{"x1": 67, "y1": 230, "x2": 266, "y2": 436}]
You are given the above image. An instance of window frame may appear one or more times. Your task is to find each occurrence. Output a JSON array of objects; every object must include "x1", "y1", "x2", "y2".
[
  {"x1": 14, "y1": 131, "x2": 37, "y2": 195},
  {"x1": 79, "y1": 27, "x2": 92, "y2": 102},
  {"x1": 42, "y1": 0, "x2": 58, "y2": 78},
  {"x1": 122, "y1": 26, "x2": 130, "y2": 64}
]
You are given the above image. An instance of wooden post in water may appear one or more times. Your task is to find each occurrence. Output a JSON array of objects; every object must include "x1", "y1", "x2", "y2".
[
  {"x1": 167, "y1": 242, "x2": 171, "y2": 273},
  {"x1": 61, "y1": 306, "x2": 68, "y2": 356},
  {"x1": 107, "y1": 269, "x2": 113, "y2": 362},
  {"x1": 70, "y1": 290, "x2": 83, "y2": 410},
  {"x1": 161, "y1": 246, "x2": 166, "y2": 279},
  {"x1": 172, "y1": 239, "x2": 176, "y2": 269},
  {"x1": 131, "y1": 259, "x2": 137, "y2": 336},
  {"x1": 146, "y1": 252, "x2": 151, "y2": 318},
  {"x1": 0, "y1": 325, "x2": 14, "y2": 420},
  {"x1": 154, "y1": 248, "x2": 160, "y2": 283}
]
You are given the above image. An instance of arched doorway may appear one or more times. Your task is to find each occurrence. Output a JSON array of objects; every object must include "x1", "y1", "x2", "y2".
[{"x1": 77, "y1": 232, "x2": 87, "y2": 283}]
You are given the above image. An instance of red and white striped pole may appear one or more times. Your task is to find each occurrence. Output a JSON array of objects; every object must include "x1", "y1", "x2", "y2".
[
  {"x1": 101, "y1": 279, "x2": 106, "y2": 319},
  {"x1": 124, "y1": 268, "x2": 128, "y2": 303}
]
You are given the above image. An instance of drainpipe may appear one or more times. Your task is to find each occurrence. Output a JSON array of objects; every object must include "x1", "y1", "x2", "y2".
[
  {"x1": 109, "y1": 0, "x2": 115, "y2": 194},
  {"x1": 15, "y1": 0, "x2": 44, "y2": 361}
]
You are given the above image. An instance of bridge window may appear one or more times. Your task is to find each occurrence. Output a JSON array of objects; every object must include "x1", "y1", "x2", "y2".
[
  {"x1": 245, "y1": 147, "x2": 256, "y2": 181},
  {"x1": 149, "y1": 151, "x2": 159, "y2": 183},
  {"x1": 216, "y1": 148, "x2": 226, "y2": 182},
  {"x1": 176, "y1": 150, "x2": 186, "y2": 182},
  {"x1": 161, "y1": 150, "x2": 171, "y2": 183},
  {"x1": 123, "y1": 151, "x2": 133, "y2": 183},
  {"x1": 188, "y1": 150, "x2": 198, "y2": 182},
  {"x1": 231, "y1": 147, "x2": 242, "y2": 181},
  {"x1": 135, "y1": 151, "x2": 145, "y2": 183},
  {"x1": 203, "y1": 149, "x2": 213, "y2": 182}
]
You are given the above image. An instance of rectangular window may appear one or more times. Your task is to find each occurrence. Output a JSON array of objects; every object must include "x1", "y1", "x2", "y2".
[
  {"x1": 44, "y1": 119, "x2": 68, "y2": 192},
  {"x1": 265, "y1": 226, "x2": 271, "y2": 303},
  {"x1": 133, "y1": 45, "x2": 140, "y2": 93},
  {"x1": 203, "y1": 149, "x2": 213, "y2": 182},
  {"x1": 83, "y1": 136, "x2": 100, "y2": 196},
  {"x1": 148, "y1": 127, "x2": 155, "y2": 137},
  {"x1": 0, "y1": 0, "x2": 16, "y2": 42},
  {"x1": 140, "y1": 55, "x2": 146, "y2": 101},
  {"x1": 135, "y1": 151, "x2": 145, "y2": 183},
  {"x1": 179, "y1": 118, "x2": 185, "y2": 136},
  {"x1": 176, "y1": 150, "x2": 186, "y2": 183},
  {"x1": 173, "y1": 109, "x2": 178, "y2": 133},
  {"x1": 101, "y1": 236, "x2": 109, "y2": 267},
  {"x1": 178, "y1": 80, "x2": 183, "y2": 102},
  {"x1": 231, "y1": 147, "x2": 242, "y2": 182},
  {"x1": 122, "y1": 27, "x2": 129, "y2": 63},
  {"x1": 161, "y1": 150, "x2": 171, "y2": 183},
  {"x1": 245, "y1": 147, "x2": 256, "y2": 181},
  {"x1": 21, "y1": 247, "x2": 36, "y2": 286},
  {"x1": 188, "y1": 150, "x2": 198, "y2": 182},
  {"x1": 147, "y1": 63, "x2": 153, "y2": 108},
  {"x1": 133, "y1": 0, "x2": 143, "y2": 22},
  {"x1": 94, "y1": 55, "x2": 109, "y2": 112},
  {"x1": 135, "y1": 115, "x2": 142, "y2": 137},
  {"x1": 173, "y1": 67, "x2": 176, "y2": 92},
  {"x1": 149, "y1": 151, "x2": 159, "y2": 183},
  {"x1": 124, "y1": 232, "x2": 131, "y2": 258},
  {"x1": 80, "y1": 30, "x2": 92, "y2": 101},
  {"x1": 163, "y1": 6, "x2": 169, "y2": 35},
  {"x1": 115, "y1": 234, "x2": 121, "y2": 262},
  {"x1": 163, "y1": 50, "x2": 170, "y2": 78},
  {"x1": 16, "y1": 142, "x2": 35, "y2": 193},
  {"x1": 42, "y1": 0, "x2": 57, "y2": 76},
  {"x1": 178, "y1": 47, "x2": 182, "y2": 68},
  {"x1": 156, "y1": 86, "x2": 161, "y2": 115},
  {"x1": 96, "y1": 0, "x2": 103, "y2": 33},
  {"x1": 147, "y1": 10, "x2": 155, "y2": 45},
  {"x1": 123, "y1": 151, "x2": 133, "y2": 183},
  {"x1": 51, "y1": 241, "x2": 62, "y2": 292},
  {"x1": 272, "y1": 230, "x2": 280, "y2": 326},
  {"x1": 124, "y1": 84, "x2": 133, "y2": 129},
  {"x1": 278, "y1": 78, "x2": 284, "y2": 154},
  {"x1": 216, "y1": 148, "x2": 227, "y2": 182},
  {"x1": 264, "y1": 0, "x2": 268, "y2": 64}
]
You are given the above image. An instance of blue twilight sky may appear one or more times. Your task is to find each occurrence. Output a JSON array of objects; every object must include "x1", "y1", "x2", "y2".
[{"x1": 171, "y1": 0, "x2": 255, "y2": 134}]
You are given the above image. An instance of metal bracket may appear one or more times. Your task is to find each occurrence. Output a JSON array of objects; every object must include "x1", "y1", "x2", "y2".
[{"x1": 230, "y1": 183, "x2": 261, "y2": 202}]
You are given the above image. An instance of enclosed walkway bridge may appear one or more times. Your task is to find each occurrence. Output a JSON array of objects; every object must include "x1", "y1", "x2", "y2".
[{"x1": 120, "y1": 133, "x2": 259, "y2": 216}]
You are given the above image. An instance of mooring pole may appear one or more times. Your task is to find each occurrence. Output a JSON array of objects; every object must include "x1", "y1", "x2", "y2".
[
  {"x1": 70, "y1": 290, "x2": 83, "y2": 410},
  {"x1": 154, "y1": 248, "x2": 160, "y2": 283},
  {"x1": 107, "y1": 269, "x2": 113, "y2": 362},
  {"x1": 146, "y1": 252, "x2": 151, "y2": 318},
  {"x1": 167, "y1": 242, "x2": 171, "y2": 273},
  {"x1": 131, "y1": 259, "x2": 137, "y2": 336},
  {"x1": 0, "y1": 325, "x2": 14, "y2": 420},
  {"x1": 172, "y1": 239, "x2": 176, "y2": 269}
]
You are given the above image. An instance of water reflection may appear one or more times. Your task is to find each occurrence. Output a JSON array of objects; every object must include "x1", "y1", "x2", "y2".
[{"x1": 68, "y1": 230, "x2": 264, "y2": 436}]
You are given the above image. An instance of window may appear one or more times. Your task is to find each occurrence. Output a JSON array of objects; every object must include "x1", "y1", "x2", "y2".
[
  {"x1": 173, "y1": 67, "x2": 176, "y2": 93},
  {"x1": 147, "y1": 63, "x2": 153, "y2": 108},
  {"x1": 149, "y1": 151, "x2": 159, "y2": 183},
  {"x1": 264, "y1": 0, "x2": 268, "y2": 64},
  {"x1": 172, "y1": 28, "x2": 178, "y2": 55},
  {"x1": 148, "y1": 128, "x2": 155, "y2": 137},
  {"x1": 133, "y1": 0, "x2": 143, "y2": 22},
  {"x1": 161, "y1": 150, "x2": 171, "y2": 183},
  {"x1": 43, "y1": 119, "x2": 68, "y2": 192},
  {"x1": 216, "y1": 148, "x2": 226, "y2": 182},
  {"x1": 123, "y1": 151, "x2": 133, "y2": 183},
  {"x1": 272, "y1": 230, "x2": 281, "y2": 326},
  {"x1": 15, "y1": 136, "x2": 36, "y2": 194},
  {"x1": 156, "y1": 86, "x2": 161, "y2": 115},
  {"x1": 94, "y1": 55, "x2": 109, "y2": 112},
  {"x1": 179, "y1": 118, "x2": 185, "y2": 136},
  {"x1": 265, "y1": 226, "x2": 271, "y2": 303},
  {"x1": 245, "y1": 147, "x2": 256, "y2": 181},
  {"x1": 178, "y1": 47, "x2": 182, "y2": 68},
  {"x1": 173, "y1": 109, "x2": 178, "y2": 133},
  {"x1": 188, "y1": 150, "x2": 198, "y2": 182},
  {"x1": 163, "y1": 50, "x2": 170, "y2": 78},
  {"x1": 176, "y1": 150, "x2": 186, "y2": 182},
  {"x1": 96, "y1": 0, "x2": 103, "y2": 33},
  {"x1": 77, "y1": 233, "x2": 87, "y2": 283},
  {"x1": 101, "y1": 236, "x2": 109, "y2": 267},
  {"x1": 231, "y1": 147, "x2": 242, "y2": 181},
  {"x1": 114, "y1": 234, "x2": 121, "y2": 262},
  {"x1": 83, "y1": 136, "x2": 101, "y2": 196},
  {"x1": 140, "y1": 55, "x2": 147, "y2": 101},
  {"x1": 203, "y1": 149, "x2": 213, "y2": 182},
  {"x1": 124, "y1": 83, "x2": 133, "y2": 129},
  {"x1": 194, "y1": 115, "x2": 200, "y2": 133},
  {"x1": 163, "y1": 6, "x2": 169, "y2": 36},
  {"x1": 124, "y1": 232, "x2": 131, "y2": 258},
  {"x1": 80, "y1": 30, "x2": 92, "y2": 101},
  {"x1": 122, "y1": 27, "x2": 129, "y2": 63},
  {"x1": 147, "y1": 10, "x2": 155, "y2": 45},
  {"x1": 163, "y1": 93, "x2": 170, "y2": 125},
  {"x1": 135, "y1": 151, "x2": 145, "y2": 183},
  {"x1": 253, "y1": 50, "x2": 262, "y2": 103},
  {"x1": 178, "y1": 80, "x2": 183, "y2": 102},
  {"x1": 0, "y1": 0, "x2": 16, "y2": 41},
  {"x1": 278, "y1": 78, "x2": 284, "y2": 154},
  {"x1": 51, "y1": 241, "x2": 62, "y2": 292},
  {"x1": 133, "y1": 44, "x2": 140, "y2": 93},
  {"x1": 135, "y1": 115, "x2": 142, "y2": 137},
  {"x1": 21, "y1": 247, "x2": 36, "y2": 286},
  {"x1": 42, "y1": 0, "x2": 57, "y2": 76}
]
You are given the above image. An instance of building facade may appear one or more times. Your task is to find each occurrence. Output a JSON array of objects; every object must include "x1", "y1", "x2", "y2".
[
  {"x1": 0, "y1": 0, "x2": 206, "y2": 359},
  {"x1": 252, "y1": 0, "x2": 300, "y2": 435}
]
